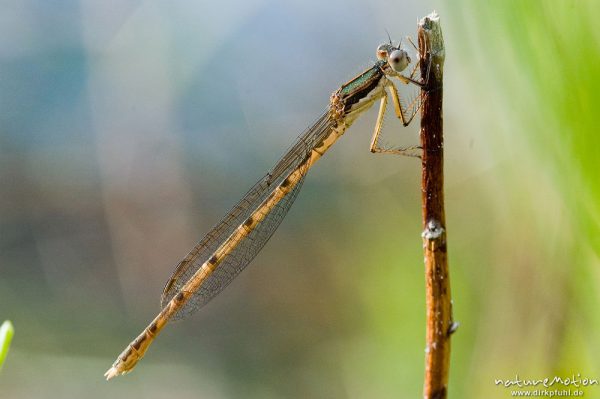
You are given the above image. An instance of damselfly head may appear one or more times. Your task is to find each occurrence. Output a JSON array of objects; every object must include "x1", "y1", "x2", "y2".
[{"x1": 377, "y1": 43, "x2": 411, "y2": 73}]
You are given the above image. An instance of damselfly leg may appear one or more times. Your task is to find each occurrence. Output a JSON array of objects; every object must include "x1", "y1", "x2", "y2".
[{"x1": 369, "y1": 83, "x2": 422, "y2": 158}]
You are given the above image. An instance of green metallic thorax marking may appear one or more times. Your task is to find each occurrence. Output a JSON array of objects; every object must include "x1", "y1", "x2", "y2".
[{"x1": 339, "y1": 61, "x2": 385, "y2": 97}]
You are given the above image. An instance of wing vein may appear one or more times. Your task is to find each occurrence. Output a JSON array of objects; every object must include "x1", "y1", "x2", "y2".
[{"x1": 160, "y1": 111, "x2": 333, "y2": 320}]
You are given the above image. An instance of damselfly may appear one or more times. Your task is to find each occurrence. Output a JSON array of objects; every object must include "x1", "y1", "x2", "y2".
[{"x1": 105, "y1": 40, "x2": 425, "y2": 380}]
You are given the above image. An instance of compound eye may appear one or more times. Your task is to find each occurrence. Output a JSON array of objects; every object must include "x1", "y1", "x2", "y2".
[
  {"x1": 376, "y1": 43, "x2": 392, "y2": 60},
  {"x1": 388, "y1": 49, "x2": 409, "y2": 72}
]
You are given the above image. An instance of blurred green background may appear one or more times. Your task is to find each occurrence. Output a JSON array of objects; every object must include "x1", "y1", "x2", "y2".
[{"x1": 1, "y1": 1, "x2": 598, "y2": 398}]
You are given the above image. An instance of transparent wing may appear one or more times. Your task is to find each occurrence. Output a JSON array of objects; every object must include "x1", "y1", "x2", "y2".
[{"x1": 161, "y1": 112, "x2": 333, "y2": 320}]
